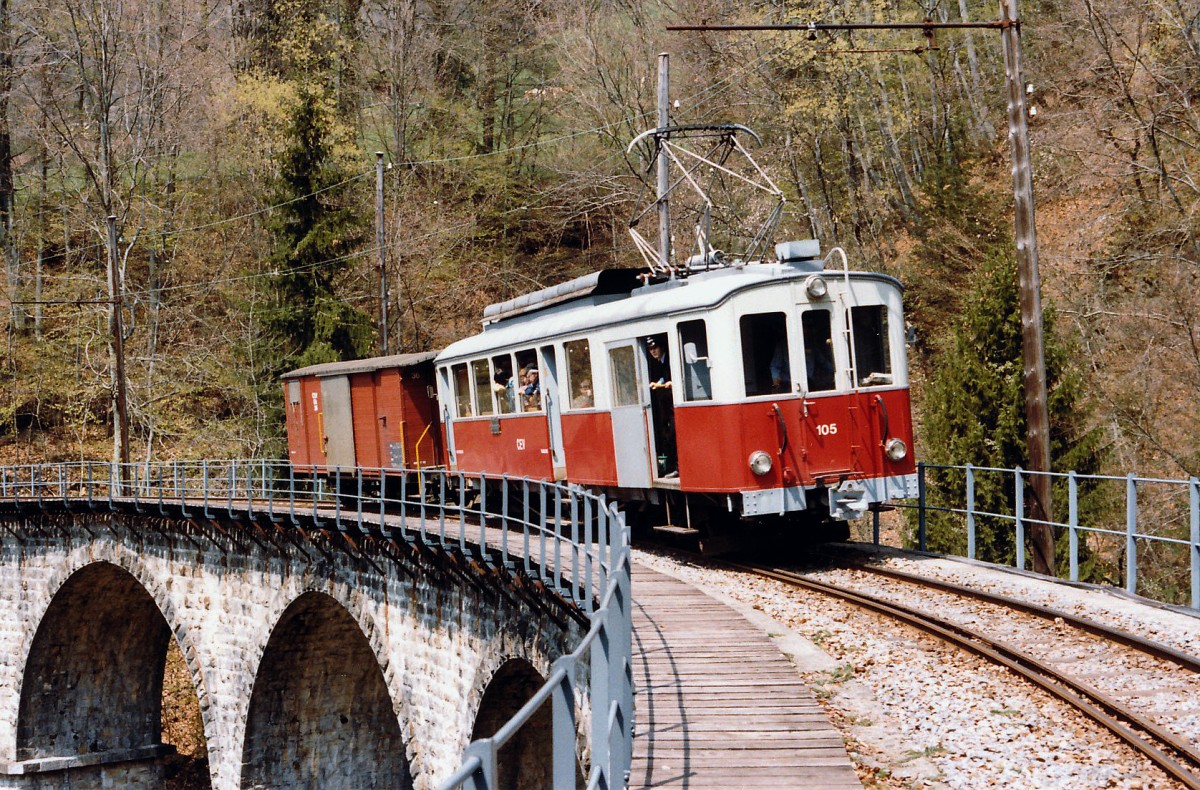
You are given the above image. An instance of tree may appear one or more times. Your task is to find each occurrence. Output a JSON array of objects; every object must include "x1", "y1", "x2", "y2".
[
  {"x1": 918, "y1": 249, "x2": 1105, "y2": 572},
  {"x1": 264, "y1": 86, "x2": 373, "y2": 370}
]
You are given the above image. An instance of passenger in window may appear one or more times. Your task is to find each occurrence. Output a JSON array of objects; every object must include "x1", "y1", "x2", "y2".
[
  {"x1": 522, "y1": 368, "x2": 541, "y2": 411},
  {"x1": 769, "y1": 338, "x2": 790, "y2": 393},
  {"x1": 571, "y1": 381, "x2": 594, "y2": 409},
  {"x1": 645, "y1": 335, "x2": 677, "y2": 478},
  {"x1": 806, "y1": 337, "x2": 836, "y2": 392}
]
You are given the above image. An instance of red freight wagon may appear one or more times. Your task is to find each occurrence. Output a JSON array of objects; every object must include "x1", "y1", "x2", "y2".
[{"x1": 282, "y1": 352, "x2": 443, "y2": 473}]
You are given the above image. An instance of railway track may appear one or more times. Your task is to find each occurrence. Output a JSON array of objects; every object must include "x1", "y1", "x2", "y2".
[{"x1": 720, "y1": 557, "x2": 1200, "y2": 790}]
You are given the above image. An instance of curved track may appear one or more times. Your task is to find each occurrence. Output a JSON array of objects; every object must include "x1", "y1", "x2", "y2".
[{"x1": 723, "y1": 558, "x2": 1200, "y2": 790}]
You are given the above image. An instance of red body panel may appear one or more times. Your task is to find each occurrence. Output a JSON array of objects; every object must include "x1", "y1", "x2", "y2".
[
  {"x1": 398, "y1": 366, "x2": 443, "y2": 468},
  {"x1": 450, "y1": 415, "x2": 554, "y2": 479},
  {"x1": 561, "y1": 412, "x2": 619, "y2": 486},
  {"x1": 284, "y1": 360, "x2": 444, "y2": 473},
  {"x1": 350, "y1": 373, "x2": 383, "y2": 468},
  {"x1": 675, "y1": 389, "x2": 916, "y2": 492},
  {"x1": 285, "y1": 377, "x2": 327, "y2": 470}
]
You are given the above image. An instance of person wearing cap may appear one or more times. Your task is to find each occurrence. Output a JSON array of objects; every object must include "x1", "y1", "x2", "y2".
[{"x1": 644, "y1": 335, "x2": 677, "y2": 477}]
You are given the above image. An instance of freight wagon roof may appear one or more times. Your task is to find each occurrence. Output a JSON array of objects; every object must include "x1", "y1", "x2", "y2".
[
  {"x1": 437, "y1": 264, "x2": 901, "y2": 363},
  {"x1": 281, "y1": 351, "x2": 439, "y2": 380}
]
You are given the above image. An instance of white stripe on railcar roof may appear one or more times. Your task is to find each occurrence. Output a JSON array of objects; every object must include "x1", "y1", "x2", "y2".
[{"x1": 438, "y1": 266, "x2": 901, "y2": 363}]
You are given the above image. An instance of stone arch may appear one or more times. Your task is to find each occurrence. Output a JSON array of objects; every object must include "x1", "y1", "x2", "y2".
[
  {"x1": 472, "y1": 657, "x2": 583, "y2": 790},
  {"x1": 240, "y1": 590, "x2": 411, "y2": 789},
  {"x1": 16, "y1": 561, "x2": 174, "y2": 761}
]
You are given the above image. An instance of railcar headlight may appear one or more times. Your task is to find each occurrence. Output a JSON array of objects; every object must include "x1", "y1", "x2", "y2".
[
  {"x1": 748, "y1": 451, "x2": 773, "y2": 476},
  {"x1": 885, "y1": 438, "x2": 908, "y2": 461},
  {"x1": 805, "y1": 274, "x2": 828, "y2": 299}
]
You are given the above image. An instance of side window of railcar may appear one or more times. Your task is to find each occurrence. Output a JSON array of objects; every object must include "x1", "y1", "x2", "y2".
[
  {"x1": 513, "y1": 349, "x2": 540, "y2": 412},
  {"x1": 608, "y1": 345, "x2": 640, "y2": 407},
  {"x1": 287, "y1": 380, "x2": 301, "y2": 406},
  {"x1": 678, "y1": 320, "x2": 712, "y2": 402},
  {"x1": 491, "y1": 354, "x2": 515, "y2": 414},
  {"x1": 452, "y1": 363, "x2": 473, "y2": 417},
  {"x1": 565, "y1": 340, "x2": 593, "y2": 409},
  {"x1": 740, "y1": 312, "x2": 790, "y2": 397},
  {"x1": 471, "y1": 359, "x2": 495, "y2": 416},
  {"x1": 801, "y1": 310, "x2": 837, "y2": 392},
  {"x1": 849, "y1": 305, "x2": 893, "y2": 387}
]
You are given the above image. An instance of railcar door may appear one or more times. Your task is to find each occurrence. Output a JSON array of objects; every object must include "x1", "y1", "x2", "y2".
[
  {"x1": 606, "y1": 340, "x2": 653, "y2": 489},
  {"x1": 319, "y1": 375, "x2": 357, "y2": 469},
  {"x1": 795, "y1": 307, "x2": 856, "y2": 478},
  {"x1": 539, "y1": 345, "x2": 567, "y2": 479}
]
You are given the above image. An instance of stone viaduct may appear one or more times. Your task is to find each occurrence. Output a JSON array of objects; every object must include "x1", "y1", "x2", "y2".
[{"x1": 0, "y1": 496, "x2": 590, "y2": 789}]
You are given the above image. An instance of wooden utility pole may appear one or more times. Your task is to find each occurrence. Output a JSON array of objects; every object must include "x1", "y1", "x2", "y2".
[
  {"x1": 656, "y1": 53, "x2": 671, "y2": 269},
  {"x1": 376, "y1": 152, "x2": 388, "y2": 355},
  {"x1": 106, "y1": 215, "x2": 130, "y2": 472},
  {"x1": 1000, "y1": 0, "x2": 1055, "y2": 574}
]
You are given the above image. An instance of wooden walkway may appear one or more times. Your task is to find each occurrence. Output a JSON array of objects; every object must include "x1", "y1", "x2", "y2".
[{"x1": 629, "y1": 563, "x2": 862, "y2": 789}]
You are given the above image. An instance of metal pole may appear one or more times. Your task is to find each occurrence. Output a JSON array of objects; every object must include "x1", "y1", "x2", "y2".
[
  {"x1": 1126, "y1": 474, "x2": 1138, "y2": 595},
  {"x1": 656, "y1": 53, "x2": 671, "y2": 269},
  {"x1": 376, "y1": 152, "x2": 388, "y2": 355},
  {"x1": 1000, "y1": 0, "x2": 1055, "y2": 576},
  {"x1": 106, "y1": 214, "x2": 130, "y2": 476}
]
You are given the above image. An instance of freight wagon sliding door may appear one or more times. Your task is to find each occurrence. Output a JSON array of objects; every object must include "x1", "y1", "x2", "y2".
[{"x1": 320, "y1": 376, "x2": 357, "y2": 469}]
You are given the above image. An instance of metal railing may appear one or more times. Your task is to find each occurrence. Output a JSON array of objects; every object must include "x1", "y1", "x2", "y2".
[
  {"x1": 0, "y1": 460, "x2": 634, "y2": 789},
  {"x1": 901, "y1": 462, "x2": 1200, "y2": 610}
]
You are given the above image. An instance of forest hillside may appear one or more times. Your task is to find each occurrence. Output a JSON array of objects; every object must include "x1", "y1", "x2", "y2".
[{"x1": 0, "y1": 0, "x2": 1196, "y2": 484}]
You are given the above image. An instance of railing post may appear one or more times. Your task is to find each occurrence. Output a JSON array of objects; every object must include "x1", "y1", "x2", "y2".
[
  {"x1": 1126, "y1": 474, "x2": 1138, "y2": 595},
  {"x1": 917, "y1": 463, "x2": 927, "y2": 552},
  {"x1": 461, "y1": 741, "x2": 497, "y2": 790},
  {"x1": 1190, "y1": 477, "x2": 1199, "y2": 611},
  {"x1": 590, "y1": 603, "x2": 612, "y2": 788},
  {"x1": 1014, "y1": 467, "x2": 1025, "y2": 571},
  {"x1": 1068, "y1": 471, "x2": 1079, "y2": 582},
  {"x1": 966, "y1": 464, "x2": 976, "y2": 561},
  {"x1": 551, "y1": 656, "x2": 577, "y2": 789}
]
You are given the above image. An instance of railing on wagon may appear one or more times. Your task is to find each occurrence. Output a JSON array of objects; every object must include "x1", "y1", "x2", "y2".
[
  {"x1": 891, "y1": 462, "x2": 1200, "y2": 611},
  {"x1": 0, "y1": 460, "x2": 634, "y2": 790}
]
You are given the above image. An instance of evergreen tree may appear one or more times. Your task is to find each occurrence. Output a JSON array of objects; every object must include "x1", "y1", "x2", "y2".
[
  {"x1": 265, "y1": 86, "x2": 373, "y2": 370},
  {"x1": 917, "y1": 250, "x2": 1106, "y2": 574}
]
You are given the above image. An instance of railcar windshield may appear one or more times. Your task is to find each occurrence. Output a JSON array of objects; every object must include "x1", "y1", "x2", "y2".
[
  {"x1": 801, "y1": 310, "x2": 836, "y2": 392},
  {"x1": 740, "y1": 312, "x2": 791, "y2": 397},
  {"x1": 850, "y1": 305, "x2": 893, "y2": 387}
]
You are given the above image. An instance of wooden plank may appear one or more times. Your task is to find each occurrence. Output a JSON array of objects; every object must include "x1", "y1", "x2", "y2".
[{"x1": 629, "y1": 563, "x2": 861, "y2": 789}]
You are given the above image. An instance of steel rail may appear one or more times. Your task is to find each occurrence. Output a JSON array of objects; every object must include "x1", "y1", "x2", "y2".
[
  {"x1": 853, "y1": 563, "x2": 1200, "y2": 673},
  {"x1": 726, "y1": 560, "x2": 1200, "y2": 790}
]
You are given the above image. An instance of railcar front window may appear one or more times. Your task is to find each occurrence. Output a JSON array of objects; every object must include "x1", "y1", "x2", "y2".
[
  {"x1": 740, "y1": 312, "x2": 790, "y2": 397},
  {"x1": 452, "y1": 364, "x2": 473, "y2": 417},
  {"x1": 608, "y1": 345, "x2": 640, "y2": 407},
  {"x1": 471, "y1": 359, "x2": 495, "y2": 416},
  {"x1": 565, "y1": 340, "x2": 594, "y2": 409},
  {"x1": 850, "y1": 305, "x2": 893, "y2": 387},
  {"x1": 678, "y1": 320, "x2": 712, "y2": 402},
  {"x1": 801, "y1": 310, "x2": 836, "y2": 392}
]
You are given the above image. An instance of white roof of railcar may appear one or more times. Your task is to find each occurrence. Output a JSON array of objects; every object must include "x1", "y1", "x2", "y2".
[{"x1": 437, "y1": 264, "x2": 901, "y2": 363}]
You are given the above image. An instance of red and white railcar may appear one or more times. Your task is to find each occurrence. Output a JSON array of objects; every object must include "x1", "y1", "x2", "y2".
[{"x1": 434, "y1": 240, "x2": 917, "y2": 533}]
